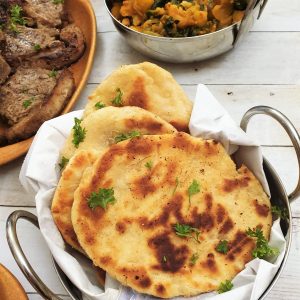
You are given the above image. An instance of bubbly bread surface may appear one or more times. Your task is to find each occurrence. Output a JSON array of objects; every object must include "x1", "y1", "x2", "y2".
[
  {"x1": 52, "y1": 150, "x2": 98, "y2": 252},
  {"x1": 61, "y1": 106, "x2": 177, "y2": 160},
  {"x1": 54, "y1": 106, "x2": 176, "y2": 251},
  {"x1": 84, "y1": 62, "x2": 193, "y2": 132},
  {"x1": 72, "y1": 133, "x2": 272, "y2": 298}
]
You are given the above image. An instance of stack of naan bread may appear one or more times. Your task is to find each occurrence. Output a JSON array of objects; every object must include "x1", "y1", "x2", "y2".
[{"x1": 51, "y1": 62, "x2": 272, "y2": 298}]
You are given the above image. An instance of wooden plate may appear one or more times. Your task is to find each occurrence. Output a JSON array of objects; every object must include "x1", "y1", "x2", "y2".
[
  {"x1": 0, "y1": 264, "x2": 28, "y2": 300},
  {"x1": 0, "y1": 0, "x2": 97, "y2": 166}
]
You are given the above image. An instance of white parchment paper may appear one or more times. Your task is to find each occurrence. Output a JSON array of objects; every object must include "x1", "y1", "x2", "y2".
[{"x1": 20, "y1": 84, "x2": 286, "y2": 300}]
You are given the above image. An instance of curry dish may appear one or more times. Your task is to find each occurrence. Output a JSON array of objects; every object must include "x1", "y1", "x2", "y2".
[{"x1": 111, "y1": 0, "x2": 247, "y2": 37}]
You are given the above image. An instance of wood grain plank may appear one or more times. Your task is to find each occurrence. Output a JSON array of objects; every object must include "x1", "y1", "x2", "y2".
[
  {"x1": 27, "y1": 293, "x2": 70, "y2": 300},
  {"x1": 87, "y1": 32, "x2": 300, "y2": 85},
  {"x1": 91, "y1": 0, "x2": 300, "y2": 33}
]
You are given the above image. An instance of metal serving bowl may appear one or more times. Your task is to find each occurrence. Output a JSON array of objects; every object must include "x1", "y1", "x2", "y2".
[
  {"x1": 104, "y1": 0, "x2": 268, "y2": 63},
  {"x1": 6, "y1": 106, "x2": 300, "y2": 299}
]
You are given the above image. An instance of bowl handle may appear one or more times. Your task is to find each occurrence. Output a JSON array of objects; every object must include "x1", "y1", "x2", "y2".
[
  {"x1": 233, "y1": 0, "x2": 268, "y2": 46},
  {"x1": 258, "y1": 0, "x2": 269, "y2": 19},
  {"x1": 240, "y1": 106, "x2": 300, "y2": 203},
  {"x1": 6, "y1": 210, "x2": 63, "y2": 300}
]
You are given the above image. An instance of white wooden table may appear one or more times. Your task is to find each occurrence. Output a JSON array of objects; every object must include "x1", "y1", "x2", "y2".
[{"x1": 1, "y1": 0, "x2": 300, "y2": 299}]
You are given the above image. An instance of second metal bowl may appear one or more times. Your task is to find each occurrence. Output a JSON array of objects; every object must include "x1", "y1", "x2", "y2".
[{"x1": 105, "y1": 0, "x2": 268, "y2": 63}]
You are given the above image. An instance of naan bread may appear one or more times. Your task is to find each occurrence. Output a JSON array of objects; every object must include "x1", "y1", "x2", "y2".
[
  {"x1": 61, "y1": 106, "x2": 177, "y2": 159},
  {"x1": 52, "y1": 150, "x2": 98, "y2": 252},
  {"x1": 72, "y1": 133, "x2": 272, "y2": 298},
  {"x1": 53, "y1": 106, "x2": 176, "y2": 252},
  {"x1": 84, "y1": 62, "x2": 192, "y2": 132}
]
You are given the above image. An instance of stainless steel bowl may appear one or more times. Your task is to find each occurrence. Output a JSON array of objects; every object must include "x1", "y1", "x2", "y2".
[
  {"x1": 104, "y1": 0, "x2": 268, "y2": 63},
  {"x1": 6, "y1": 106, "x2": 300, "y2": 300}
]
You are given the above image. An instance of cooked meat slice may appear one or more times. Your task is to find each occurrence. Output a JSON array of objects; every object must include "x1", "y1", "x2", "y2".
[
  {"x1": 0, "y1": 66, "x2": 58, "y2": 125},
  {"x1": 0, "y1": 54, "x2": 10, "y2": 83},
  {"x1": 3, "y1": 25, "x2": 59, "y2": 65},
  {"x1": 23, "y1": 0, "x2": 64, "y2": 28},
  {"x1": 26, "y1": 23, "x2": 85, "y2": 69},
  {"x1": 0, "y1": 30, "x2": 5, "y2": 50},
  {"x1": 2, "y1": 68, "x2": 75, "y2": 142}
]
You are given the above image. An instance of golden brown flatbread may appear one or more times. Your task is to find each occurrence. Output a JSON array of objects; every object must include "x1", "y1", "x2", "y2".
[
  {"x1": 53, "y1": 106, "x2": 177, "y2": 252},
  {"x1": 61, "y1": 106, "x2": 177, "y2": 160},
  {"x1": 84, "y1": 62, "x2": 192, "y2": 132},
  {"x1": 72, "y1": 133, "x2": 272, "y2": 298}
]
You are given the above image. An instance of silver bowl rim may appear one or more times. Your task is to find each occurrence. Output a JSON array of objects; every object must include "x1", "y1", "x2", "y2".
[{"x1": 104, "y1": 0, "x2": 262, "y2": 41}]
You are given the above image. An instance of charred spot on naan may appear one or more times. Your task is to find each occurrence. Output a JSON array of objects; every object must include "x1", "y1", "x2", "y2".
[
  {"x1": 226, "y1": 231, "x2": 255, "y2": 262},
  {"x1": 124, "y1": 117, "x2": 167, "y2": 133},
  {"x1": 126, "y1": 77, "x2": 148, "y2": 109},
  {"x1": 132, "y1": 160, "x2": 178, "y2": 198},
  {"x1": 119, "y1": 267, "x2": 152, "y2": 289},
  {"x1": 200, "y1": 253, "x2": 219, "y2": 275},
  {"x1": 149, "y1": 232, "x2": 190, "y2": 273},
  {"x1": 253, "y1": 199, "x2": 270, "y2": 217}
]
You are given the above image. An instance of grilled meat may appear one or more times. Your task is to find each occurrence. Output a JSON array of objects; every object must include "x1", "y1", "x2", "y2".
[
  {"x1": 0, "y1": 67, "x2": 75, "y2": 142},
  {"x1": 0, "y1": 54, "x2": 10, "y2": 83},
  {"x1": 24, "y1": 23, "x2": 85, "y2": 69},
  {"x1": 3, "y1": 25, "x2": 59, "y2": 66},
  {"x1": 0, "y1": 0, "x2": 85, "y2": 145},
  {"x1": 23, "y1": 0, "x2": 64, "y2": 28}
]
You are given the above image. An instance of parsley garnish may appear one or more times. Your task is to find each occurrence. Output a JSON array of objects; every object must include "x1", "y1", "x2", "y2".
[
  {"x1": 271, "y1": 205, "x2": 288, "y2": 220},
  {"x1": 145, "y1": 161, "x2": 153, "y2": 170},
  {"x1": 52, "y1": 0, "x2": 64, "y2": 4},
  {"x1": 188, "y1": 180, "x2": 200, "y2": 205},
  {"x1": 216, "y1": 240, "x2": 229, "y2": 254},
  {"x1": 189, "y1": 253, "x2": 199, "y2": 265},
  {"x1": 217, "y1": 280, "x2": 233, "y2": 294},
  {"x1": 9, "y1": 22, "x2": 19, "y2": 33},
  {"x1": 246, "y1": 227, "x2": 279, "y2": 259},
  {"x1": 88, "y1": 188, "x2": 116, "y2": 210},
  {"x1": 162, "y1": 255, "x2": 167, "y2": 263},
  {"x1": 111, "y1": 88, "x2": 123, "y2": 106},
  {"x1": 10, "y1": 5, "x2": 26, "y2": 26},
  {"x1": 33, "y1": 44, "x2": 41, "y2": 51},
  {"x1": 114, "y1": 131, "x2": 141, "y2": 143},
  {"x1": 172, "y1": 177, "x2": 179, "y2": 195},
  {"x1": 72, "y1": 118, "x2": 86, "y2": 148},
  {"x1": 95, "y1": 101, "x2": 105, "y2": 109},
  {"x1": 22, "y1": 97, "x2": 34, "y2": 109},
  {"x1": 59, "y1": 156, "x2": 69, "y2": 170},
  {"x1": 48, "y1": 69, "x2": 58, "y2": 78},
  {"x1": 173, "y1": 223, "x2": 200, "y2": 243}
]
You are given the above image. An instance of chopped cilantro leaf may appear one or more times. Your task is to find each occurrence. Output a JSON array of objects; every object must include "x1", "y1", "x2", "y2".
[
  {"x1": 145, "y1": 161, "x2": 153, "y2": 170},
  {"x1": 95, "y1": 101, "x2": 106, "y2": 109},
  {"x1": 88, "y1": 188, "x2": 116, "y2": 210},
  {"x1": 33, "y1": 44, "x2": 41, "y2": 51},
  {"x1": 72, "y1": 118, "x2": 86, "y2": 148},
  {"x1": 246, "y1": 227, "x2": 279, "y2": 259},
  {"x1": 218, "y1": 280, "x2": 233, "y2": 294},
  {"x1": 22, "y1": 97, "x2": 35, "y2": 109},
  {"x1": 271, "y1": 205, "x2": 288, "y2": 220},
  {"x1": 48, "y1": 69, "x2": 58, "y2": 78},
  {"x1": 114, "y1": 130, "x2": 141, "y2": 143},
  {"x1": 216, "y1": 240, "x2": 229, "y2": 254},
  {"x1": 189, "y1": 253, "x2": 199, "y2": 265},
  {"x1": 173, "y1": 223, "x2": 200, "y2": 243},
  {"x1": 188, "y1": 179, "x2": 200, "y2": 205},
  {"x1": 111, "y1": 88, "x2": 123, "y2": 106},
  {"x1": 59, "y1": 156, "x2": 69, "y2": 170}
]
